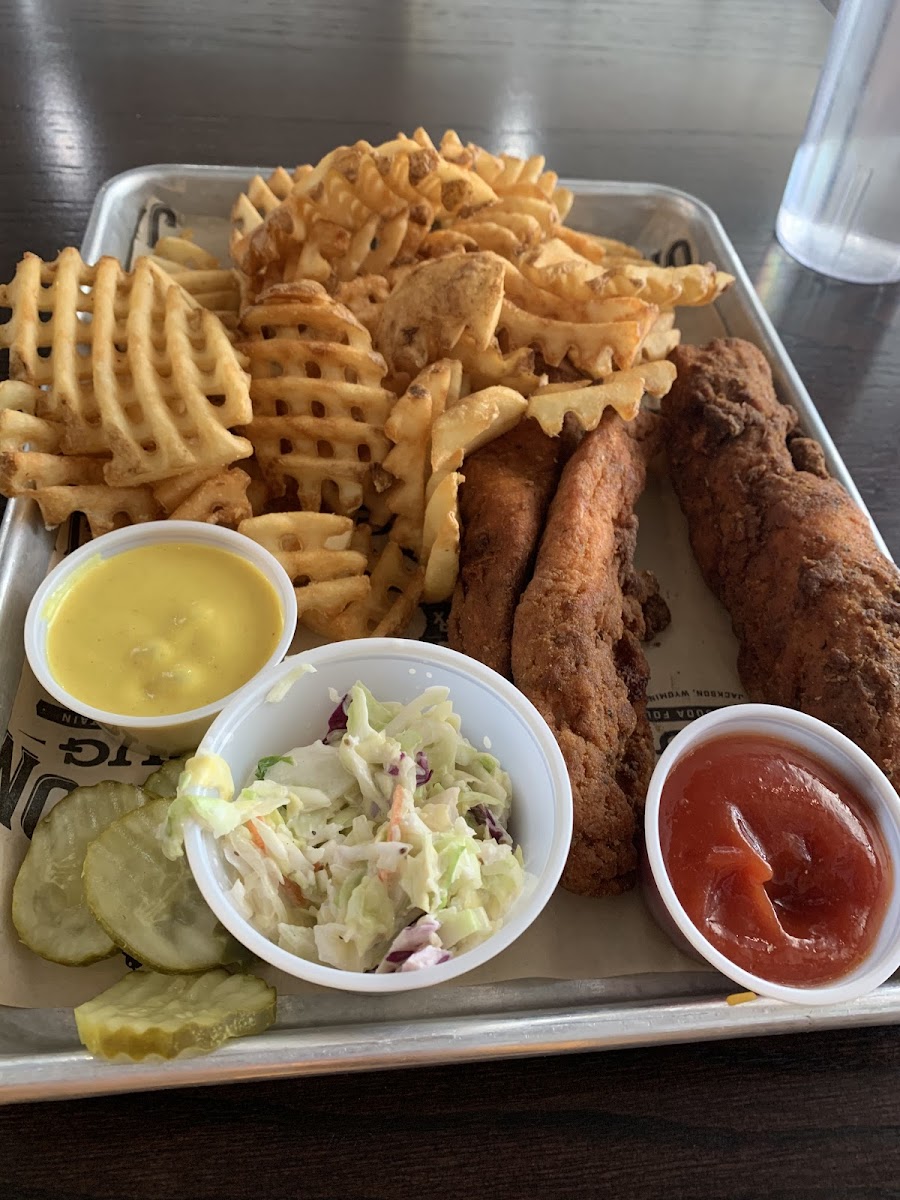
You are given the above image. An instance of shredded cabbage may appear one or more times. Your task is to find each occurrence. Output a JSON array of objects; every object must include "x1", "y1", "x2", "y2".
[{"x1": 168, "y1": 682, "x2": 524, "y2": 973}]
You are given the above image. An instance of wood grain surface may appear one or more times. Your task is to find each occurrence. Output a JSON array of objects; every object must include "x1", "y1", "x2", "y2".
[{"x1": 3, "y1": 0, "x2": 900, "y2": 1195}]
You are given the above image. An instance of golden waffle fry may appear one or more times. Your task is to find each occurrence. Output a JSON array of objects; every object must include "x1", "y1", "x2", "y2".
[
  {"x1": 151, "y1": 236, "x2": 220, "y2": 271},
  {"x1": 421, "y1": 469, "x2": 462, "y2": 604},
  {"x1": 332, "y1": 275, "x2": 391, "y2": 337},
  {"x1": 0, "y1": 379, "x2": 43, "y2": 414},
  {"x1": 0, "y1": 407, "x2": 62, "y2": 454},
  {"x1": 438, "y1": 211, "x2": 545, "y2": 261},
  {"x1": 430, "y1": 385, "x2": 528, "y2": 472},
  {"x1": 438, "y1": 130, "x2": 574, "y2": 220},
  {"x1": 554, "y1": 226, "x2": 645, "y2": 265},
  {"x1": 517, "y1": 243, "x2": 733, "y2": 312},
  {"x1": 0, "y1": 249, "x2": 109, "y2": 447},
  {"x1": 0, "y1": 250, "x2": 253, "y2": 483},
  {"x1": 239, "y1": 282, "x2": 394, "y2": 515},
  {"x1": 454, "y1": 338, "x2": 540, "y2": 396},
  {"x1": 526, "y1": 361, "x2": 677, "y2": 436},
  {"x1": 381, "y1": 359, "x2": 463, "y2": 554},
  {"x1": 239, "y1": 511, "x2": 369, "y2": 619},
  {"x1": 160, "y1": 273, "x2": 242, "y2": 329},
  {"x1": 236, "y1": 134, "x2": 500, "y2": 302},
  {"x1": 376, "y1": 253, "x2": 505, "y2": 382},
  {"x1": 603, "y1": 261, "x2": 734, "y2": 306},
  {"x1": 168, "y1": 467, "x2": 253, "y2": 528},
  {"x1": 31, "y1": 485, "x2": 161, "y2": 538},
  {"x1": 304, "y1": 540, "x2": 422, "y2": 640},
  {"x1": 0, "y1": 451, "x2": 106, "y2": 494},
  {"x1": 639, "y1": 309, "x2": 681, "y2": 362},
  {"x1": 497, "y1": 293, "x2": 658, "y2": 376},
  {"x1": 230, "y1": 166, "x2": 306, "y2": 262},
  {"x1": 151, "y1": 466, "x2": 220, "y2": 513}
]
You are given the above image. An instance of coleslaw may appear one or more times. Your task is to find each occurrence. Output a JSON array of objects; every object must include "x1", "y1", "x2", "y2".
[{"x1": 164, "y1": 683, "x2": 524, "y2": 973}]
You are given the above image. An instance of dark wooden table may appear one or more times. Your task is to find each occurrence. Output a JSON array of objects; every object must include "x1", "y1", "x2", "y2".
[{"x1": 3, "y1": 1, "x2": 900, "y2": 1195}]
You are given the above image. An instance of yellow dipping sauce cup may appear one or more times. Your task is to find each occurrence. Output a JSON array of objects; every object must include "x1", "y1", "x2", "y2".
[{"x1": 25, "y1": 522, "x2": 298, "y2": 755}]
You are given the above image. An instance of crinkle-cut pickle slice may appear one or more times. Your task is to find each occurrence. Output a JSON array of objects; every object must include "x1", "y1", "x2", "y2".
[
  {"x1": 11, "y1": 781, "x2": 148, "y2": 966},
  {"x1": 83, "y1": 798, "x2": 239, "y2": 973},
  {"x1": 74, "y1": 969, "x2": 276, "y2": 1061},
  {"x1": 143, "y1": 755, "x2": 190, "y2": 800}
]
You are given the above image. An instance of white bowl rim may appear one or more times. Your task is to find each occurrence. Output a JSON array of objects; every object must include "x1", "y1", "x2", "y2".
[
  {"x1": 184, "y1": 639, "x2": 574, "y2": 993},
  {"x1": 23, "y1": 520, "x2": 298, "y2": 730},
  {"x1": 644, "y1": 702, "x2": 900, "y2": 1006}
]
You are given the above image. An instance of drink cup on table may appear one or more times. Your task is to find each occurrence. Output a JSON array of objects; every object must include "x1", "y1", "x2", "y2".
[{"x1": 776, "y1": 0, "x2": 900, "y2": 284}]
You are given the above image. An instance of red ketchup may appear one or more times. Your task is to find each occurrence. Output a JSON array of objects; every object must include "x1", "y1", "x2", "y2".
[{"x1": 659, "y1": 734, "x2": 892, "y2": 986}]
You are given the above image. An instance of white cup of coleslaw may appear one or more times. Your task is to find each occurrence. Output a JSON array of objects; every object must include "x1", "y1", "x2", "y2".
[{"x1": 184, "y1": 639, "x2": 573, "y2": 993}]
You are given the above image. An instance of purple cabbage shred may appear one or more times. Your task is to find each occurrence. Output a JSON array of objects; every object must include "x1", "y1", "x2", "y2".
[
  {"x1": 322, "y1": 694, "x2": 349, "y2": 744},
  {"x1": 414, "y1": 750, "x2": 432, "y2": 787},
  {"x1": 470, "y1": 803, "x2": 513, "y2": 846},
  {"x1": 375, "y1": 916, "x2": 443, "y2": 973}
]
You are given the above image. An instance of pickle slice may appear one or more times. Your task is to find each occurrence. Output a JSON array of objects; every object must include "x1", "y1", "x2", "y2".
[
  {"x1": 83, "y1": 798, "x2": 239, "y2": 973},
  {"x1": 143, "y1": 756, "x2": 190, "y2": 799},
  {"x1": 11, "y1": 782, "x2": 148, "y2": 966},
  {"x1": 74, "y1": 969, "x2": 276, "y2": 1061}
]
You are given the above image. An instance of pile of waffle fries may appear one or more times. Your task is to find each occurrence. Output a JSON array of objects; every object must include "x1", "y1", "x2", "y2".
[{"x1": 0, "y1": 128, "x2": 733, "y2": 640}]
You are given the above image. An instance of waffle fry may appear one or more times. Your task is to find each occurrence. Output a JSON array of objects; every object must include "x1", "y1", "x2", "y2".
[
  {"x1": 517, "y1": 243, "x2": 733, "y2": 312},
  {"x1": 303, "y1": 540, "x2": 422, "y2": 640},
  {"x1": 639, "y1": 309, "x2": 681, "y2": 363},
  {"x1": 239, "y1": 511, "x2": 369, "y2": 621},
  {"x1": 381, "y1": 359, "x2": 463, "y2": 553},
  {"x1": 376, "y1": 250, "x2": 660, "y2": 390},
  {"x1": 333, "y1": 275, "x2": 391, "y2": 337},
  {"x1": 421, "y1": 470, "x2": 462, "y2": 604},
  {"x1": 0, "y1": 452, "x2": 105, "y2": 494},
  {"x1": 31, "y1": 485, "x2": 161, "y2": 539},
  {"x1": 230, "y1": 166, "x2": 306, "y2": 262},
  {"x1": 376, "y1": 253, "x2": 505, "y2": 384},
  {"x1": 148, "y1": 235, "x2": 241, "y2": 330},
  {"x1": 235, "y1": 134, "x2": 501, "y2": 303},
  {"x1": 526, "y1": 361, "x2": 677, "y2": 436},
  {"x1": 497, "y1": 293, "x2": 658, "y2": 376},
  {"x1": 438, "y1": 130, "x2": 574, "y2": 221},
  {"x1": 168, "y1": 467, "x2": 253, "y2": 528},
  {"x1": 430, "y1": 386, "x2": 528, "y2": 473},
  {"x1": 239, "y1": 282, "x2": 394, "y2": 516},
  {"x1": 0, "y1": 250, "x2": 253, "y2": 484},
  {"x1": 152, "y1": 466, "x2": 220, "y2": 513},
  {"x1": 553, "y1": 226, "x2": 645, "y2": 265},
  {"x1": 0, "y1": 408, "x2": 62, "y2": 454}
]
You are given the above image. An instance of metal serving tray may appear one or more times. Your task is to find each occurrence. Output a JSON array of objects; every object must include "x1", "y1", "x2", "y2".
[{"x1": 1, "y1": 167, "x2": 897, "y2": 1104}]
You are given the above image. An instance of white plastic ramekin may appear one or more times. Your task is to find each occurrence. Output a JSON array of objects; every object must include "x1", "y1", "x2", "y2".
[
  {"x1": 24, "y1": 521, "x2": 298, "y2": 756},
  {"x1": 643, "y1": 704, "x2": 900, "y2": 1006},
  {"x1": 183, "y1": 639, "x2": 574, "y2": 993}
]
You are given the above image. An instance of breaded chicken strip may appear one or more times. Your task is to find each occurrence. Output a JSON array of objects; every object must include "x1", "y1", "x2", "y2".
[
  {"x1": 512, "y1": 411, "x2": 666, "y2": 896},
  {"x1": 665, "y1": 338, "x2": 900, "y2": 790},
  {"x1": 448, "y1": 418, "x2": 571, "y2": 677}
]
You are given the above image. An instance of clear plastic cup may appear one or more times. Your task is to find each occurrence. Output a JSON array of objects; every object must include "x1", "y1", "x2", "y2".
[{"x1": 776, "y1": 0, "x2": 900, "y2": 284}]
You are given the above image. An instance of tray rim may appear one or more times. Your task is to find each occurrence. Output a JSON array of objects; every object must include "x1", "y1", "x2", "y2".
[{"x1": 1, "y1": 166, "x2": 896, "y2": 1103}]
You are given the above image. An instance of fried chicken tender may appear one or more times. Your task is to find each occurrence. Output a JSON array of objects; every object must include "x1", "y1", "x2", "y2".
[
  {"x1": 664, "y1": 338, "x2": 900, "y2": 791},
  {"x1": 512, "y1": 410, "x2": 666, "y2": 896},
  {"x1": 448, "y1": 418, "x2": 572, "y2": 676}
]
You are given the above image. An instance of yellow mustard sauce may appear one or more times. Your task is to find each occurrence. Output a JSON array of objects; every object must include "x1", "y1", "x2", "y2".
[{"x1": 46, "y1": 543, "x2": 283, "y2": 717}]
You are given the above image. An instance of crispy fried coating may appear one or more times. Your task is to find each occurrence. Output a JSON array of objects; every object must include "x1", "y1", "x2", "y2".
[
  {"x1": 448, "y1": 417, "x2": 570, "y2": 677},
  {"x1": 664, "y1": 338, "x2": 900, "y2": 791},
  {"x1": 511, "y1": 411, "x2": 665, "y2": 896}
]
